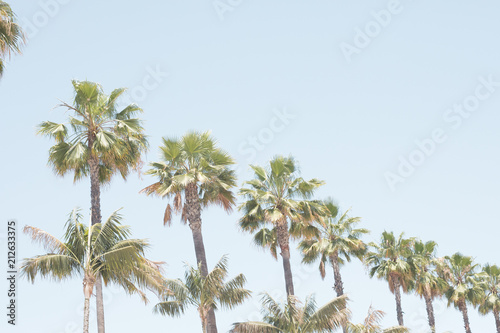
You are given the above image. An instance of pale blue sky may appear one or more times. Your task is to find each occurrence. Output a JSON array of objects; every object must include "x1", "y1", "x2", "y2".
[{"x1": 2, "y1": 1, "x2": 500, "y2": 332}]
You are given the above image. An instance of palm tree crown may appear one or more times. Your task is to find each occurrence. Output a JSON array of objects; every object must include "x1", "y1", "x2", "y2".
[
  {"x1": 21, "y1": 209, "x2": 165, "y2": 333},
  {"x1": 477, "y1": 264, "x2": 500, "y2": 333},
  {"x1": 231, "y1": 293, "x2": 349, "y2": 333},
  {"x1": 365, "y1": 231, "x2": 414, "y2": 326},
  {"x1": 154, "y1": 255, "x2": 251, "y2": 332},
  {"x1": 299, "y1": 200, "x2": 368, "y2": 296},
  {"x1": 347, "y1": 306, "x2": 409, "y2": 333},
  {"x1": 239, "y1": 156, "x2": 326, "y2": 296},
  {"x1": 435, "y1": 252, "x2": 483, "y2": 333},
  {"x1": 0, "y1": 1, "x2": 25, "y2": 76}
]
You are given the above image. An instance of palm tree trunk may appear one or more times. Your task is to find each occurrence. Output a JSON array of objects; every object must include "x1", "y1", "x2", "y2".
[
  {"x1": 96, "y1": 276, "x2": 105, "y2": 333},
  {"x1": 493, "y1": 308, "x2": 500, "y2": 333},
  {"x1": 83, "y1": 274, "x2": 94, "y2": 333},
  {"x1": 186, "y1": 183, "x2": 218, "y2": 333},
  {"x1": 329, "y1": 253, "x2": 344, "y2": 297},
  {"x1": 329, "y1": 253, "x2": 347, "y2": 333},
  {"x1": 83, "y1": 296, "x2": 90, "y2": 333},
  {"x1": 276, "y1": 218, "x2": 294, "y2": 296},
  {"x1": 88, "y1": 152, "x2": 105, "y2": 333},
  {"x1": 423, "y1": 288, "x2": 436, "y2": 332},
  {"x1": 458, "y1": 300, "x2": 472, "y2": 333},
  {"x1": 393, "y1": 277, "x2": 404, "y2": 326}
]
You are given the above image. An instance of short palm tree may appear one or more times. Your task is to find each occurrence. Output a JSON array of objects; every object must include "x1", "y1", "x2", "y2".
[
  {"x1": 239, "y1": 156, "x2": 325, "y2": 296},
  {"x1": 435, "y1": 253, "x2": 483, "y2": 333},
  {"x1": 142, "y1": 130, "x2": 237, "y2": 333},
  {"x1": 154, "y1": 255, "x2": 251, "y2": 333},
  {"x1": 347, "y1": 306, "x2": 409, "y2": 333},
  {"x1": 408, "y1": 240, "x2": 447, "y2": 333},
  {"x1": 477, "y1": 264, "x2": 500, "y2": 333},
  {"x1": 231, "y1": 293, "x2": 349, "y2": 333},
  {"x1": 299, "y1": 200, "x2": 368, "y2": 297},
  {"x1": 38, "y1": 80, "x2": 148, "y2": 333},
  {"x1": 21, "y1": 209, "x2": 165, "y2": 333},
  {"x1": 365, "y1": 231, "x2": 414, "y2": 326},
  {"x1": 0, "y1": 1, "x2": 25, "y2": 77}
]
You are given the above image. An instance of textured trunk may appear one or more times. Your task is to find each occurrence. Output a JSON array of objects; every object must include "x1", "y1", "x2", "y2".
[
  {"x1": 458, "y1": 300, "x2": 472, "y2": 333},
  {"x1": 276, "y1": 218, "x2": 294, "y2": 296},
  {"x1": 83, "y1": 297, "x2": 90, "y2": 333},
  {"x1": 83, "y1": 274, "x2": 94, "y2": 333},
  {"x1": 330, "y1": 253, "x2": 344, "y2": 297},
  {"x1": 186, "y1": 183, "x2": 218, "y2": 333},
  {"x1": 88, "y1": 154, "x2": 102, "y2": 228},
  {"x1": 88, "y1": 139, "x2": 105, "y2": 333},
  {"x1": 330, "y1": 253, "x2": 346, "y2": 333},
  {"x1": 423, "y1": 287, "x2": 436, "y2": 332},
  {"x1": 494, "y1": 309, "x2": 500, "y2": 333},
  {"x1": 96, "y1": 276, "x2": 105, "y2": 333},
  {"x1": 393, "y1": 277, "x2": 404, "y2": 326}
]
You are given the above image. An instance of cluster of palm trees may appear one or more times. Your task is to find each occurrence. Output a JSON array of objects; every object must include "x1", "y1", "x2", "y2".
[{"x1": 22, "y1": 80, "x2": 500, "y2": 333}]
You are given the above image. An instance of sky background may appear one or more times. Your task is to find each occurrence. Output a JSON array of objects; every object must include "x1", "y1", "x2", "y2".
[{"x1": 2, "y1": 0, "x2": 500, "y2": 332}]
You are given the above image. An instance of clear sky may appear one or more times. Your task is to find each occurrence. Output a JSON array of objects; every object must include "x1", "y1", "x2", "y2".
[{"x1": 2, "y1": 1, "x2": 500, "y2": 332}]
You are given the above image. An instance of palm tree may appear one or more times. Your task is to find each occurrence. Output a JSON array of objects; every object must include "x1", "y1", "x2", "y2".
[
  {"x1": 37, "y1": 80, "x2": 148, "y2": 333},
  {"x1": 435, "y1": 253, "x2": 483, "y2": 333},
  {"x1": 141, "y1": 130, "x2": 237, "y2": 333},
  {"x1": 408, "y1": 240, "x2": 447, "y2": 333},
  {"x1": 299, "y1": 200, "x2": 368, "y2": 297},
  {"x1": 0, "y1": 1, "x2": 25, "y2": 77},
  {"x1": 154, "y1": 255, "x2": 251, "y2": 333},
  {"x1": 477, "y1": 264, "x2": 500, "y2": 332},
  {"x1": 21, "y1": 209, "x2": 165, "y2": 333},
  {"x1": 346, "y1": 306, "x2": 409, "y2": 333},
  {"x1": 231, "y1": 293, "x2": 349, "y2": 332},
  {"x1": 365, "y1": 231, "x2": 414, "y2": 326},
  {"x1": 239, "y1": 156, "x2": 325, "y2": 296}
]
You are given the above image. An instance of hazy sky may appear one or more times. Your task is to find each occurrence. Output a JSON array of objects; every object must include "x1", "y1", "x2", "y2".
[{"x1": 2, "y1": 1, "x2": 500, "y2": 332}]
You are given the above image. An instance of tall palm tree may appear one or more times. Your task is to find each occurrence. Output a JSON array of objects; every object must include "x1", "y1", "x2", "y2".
[
  {"x1": 154, "y1": 255, "x2": 251, "y2": 333},
  {"x1": 299, "y1": 200, "x2": 368, "y2": 297},
  {"x1": 408, "y1": 240, "x2": 447, "y2": 333},
  {"x1": 21, "y1": 209, "x2": 165, "y2": 333},
  {"x1": 435, "y1": 253, "x2": 483, "y2": 333},
  {"x1": 239, "y1": 156, "x2": 325, "y2": 296},
  {"x1": 231, "y1": 293, "x2": 349, "y2": 332},
  {"x1": 365, "y1": 231, "x2": 414, "y2": 326},
  {"x1": 141, "y1": 131, "x2": 237, "y2": 333},
  {"x1": 0, "y1": 1, "x2": 25, "y2": 77},
  {"x1": 37, "y1": 80, "x2": 148, "y2": 333},
  {"x1": 477, "y1": 264, "x2": 500, "y2": 333},
  {"x1": 346, "y1": 306, "x2": 409, "y2": 333}
]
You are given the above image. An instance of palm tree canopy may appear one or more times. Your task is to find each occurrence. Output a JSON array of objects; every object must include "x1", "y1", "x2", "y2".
[
  {"x1": 365, "y1": 231, "x2": 414, "y2": 293},
  {"x1": 477, "y1": 264, "x2": 500, "y2": 315},
  {"x1": 154, "y1": 255, "x2": 251, "y2": 317},
  {"x1": 299, "y1": 199, "x2": 368, "y2": 279},
  {"x1": 435, "y1": 252, "x2": 484, "y2": 309},
  {"x1": 141, "y1": 130, "x2": 237, "y2": 225},
  {"x1": 21, "y1": 208, "x2": 165, "y2": 303},
  {"x1": 238, "y1": 156, "x2": 326, "y2": 244},
  {"x1": 347, "y1": 306, "x2": 409, "y2": 333},
  {"x1": 231, "y1": 293, "x2": 350, "y2": 333},
  {"x1": 0, "y1": 1, "x2": 25, "y2": 76},
  {"x1": 37, "y1": 80, "x2": 148, "y2": 183},
  {"x1": 408, "y1": 240, "x2": 447, "y2": 299}
]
